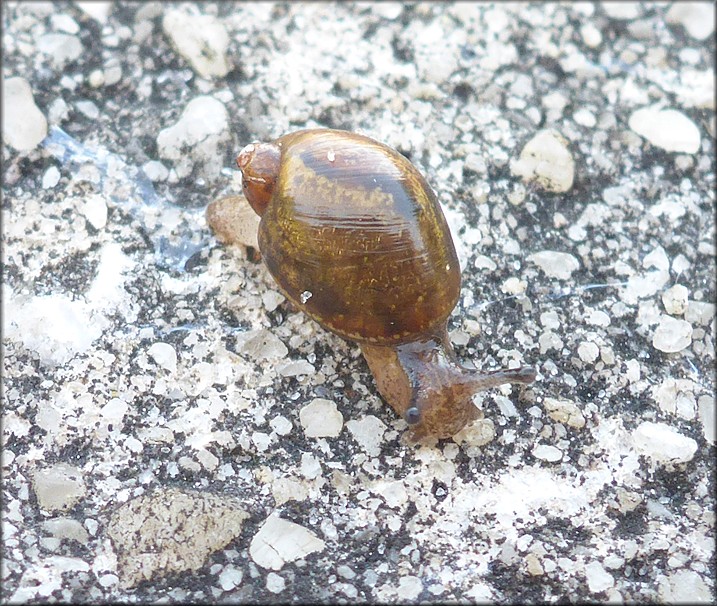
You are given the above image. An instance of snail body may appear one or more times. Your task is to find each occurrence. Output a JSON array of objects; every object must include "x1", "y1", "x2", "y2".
[{"x1": 234, "y1": 129, "x2": 535, "y2": 439}]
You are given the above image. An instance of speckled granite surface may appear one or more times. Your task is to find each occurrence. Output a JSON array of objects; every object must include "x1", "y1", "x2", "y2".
[{"x1": 2, "y1": 2, "x2": 715, "y2": 603}]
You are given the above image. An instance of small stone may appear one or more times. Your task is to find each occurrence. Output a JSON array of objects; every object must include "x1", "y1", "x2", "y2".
[
  {"x1": 218, "y1": 566, "x2": 243, "y2": 591},
  {"x1": 659, "y1": 569, "x2": 713, "y2": 602},
  {"x1": 249, "y1": 514, "x2": 326, "y2": 571},
  {"x1": 532, "y1": 444, "x2": 562, "y2": 462},
  {"x1": 88, "y1": 69, "x2": 105, "y2": 88},
  {"x1": 269, "y1": 415, "x2": 293, "y2": 436},
  {"x1": 527, "y1": 250, "x2": 580, "y2": 280},
  {"x1": 510, "y1": 129, "x2": 575, "y2": 193},
  {"x1": 266, "y1": 572, "x2": 286, "y2": 593},
  {"x1": 42, "y1": 517, "x2": 90, "y2": 544},
  {"x1": 234, "y1": 329, "x2": 288, "y2": 361},
  {"x1": 76, "y1": 1, "x2": 113, "y2": 23},
  {"x1": 629, "y1": 107, "x2": 701, "y2": 154},
  {"x1": 684, "y1": 301, "x2": 715, "y2": 326},
  {"x1": 661, "y1": 284, "x2": 689, "y2": 315},
  {"x1": 163, "y1": 8, "x2": 230, "y2": 78},
  {"x1": 157, "y1": 95, "x2": 230, "y2": 180},
  {"x1": 206, "y1": 195, "x2": 260, "y2": 249},
  {"x1": 698, "y1": 395, "x2": 715, "y2": 444},
  {"x1": 632, "y1": 422, "x2": 698, "y2": 464},
  {"x1": 275, "y1": 359, "x2": 314, "y2": 377},
  {"x1": 2, "y1": 77, "x2": 48, "y2": 151},
  {"x1": 397, "y1": 576, "x2": 423, "y2": 600},
  {"x1": 37, "y1": 33, "x2": 83, "y2": 68},
  {"x1": 666, "y1": 2, "x2": 715, "y2": 41},
  {"x1": 32, "y1": 463, "x2": 86, "y2": 512},
  {"x1": 148, "y1": 342, "x2": 178, "y2": 372},
  {"x1": 602, "y1": 2, "x2": 641, "y2": 19},
  {"x1": 346, "y1": 415, "x2": 387, "y2": 457},
  {"x1": 82, "y1": 194, "x2": 108, "y2": 230},
  {"x1": 543, "y1": 397, "x2": 586, "y2": 428},
  {"x1": 299, "y1": 399, "x2": 344, "y2": 438},
  {"x1": 452, "y1": 418, "x2": 495, "y2": 446},
  {"x1": 580, "y1": 23, "x2": 602, "y2": 48},
  {"x1": 652, "y1": 316, "x2": 693, "y2": 353},
  {"x1": 262, "y1": 290, "x2": 285, "y2": 313},
  {"x1": 584, "y1": 561, "x2": 614, "y2": 593},
  {"x1": 42, "y1": 166, "x2": 61, "y2": 188},
  {"x1": 526, "y1": 553, "x2": 544, "y2": 576},
  {"x1": 577, "y1": 341, "x2": 600, "y2": 363},
  {"x1": 76, "y1": 100, "x2": 99, "y2": 119},
  {"x1": 501, "y1": 276, "x2": 527, "y2": 295},
  {"x1": 142, "y1": 160, "x2": 169, "y2": 182}
]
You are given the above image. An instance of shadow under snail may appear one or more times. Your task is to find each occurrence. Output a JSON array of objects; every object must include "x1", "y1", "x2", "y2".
[{"x1": 214, "y1": 128, "x2": 536, "y2": 439}]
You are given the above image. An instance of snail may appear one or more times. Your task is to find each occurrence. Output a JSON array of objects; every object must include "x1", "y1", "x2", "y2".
[{"x1": 220, "y1": 129, "x2": 536, "y2": 439}]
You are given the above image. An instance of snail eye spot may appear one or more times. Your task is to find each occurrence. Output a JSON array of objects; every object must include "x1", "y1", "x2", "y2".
[{"x1": 405, "y1": 407, "x2": 421, "y2": 425}]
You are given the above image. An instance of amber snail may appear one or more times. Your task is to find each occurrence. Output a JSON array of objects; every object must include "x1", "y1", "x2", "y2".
[{"x1": 225, "y1": 129, "x2": 535, "y2": 439}]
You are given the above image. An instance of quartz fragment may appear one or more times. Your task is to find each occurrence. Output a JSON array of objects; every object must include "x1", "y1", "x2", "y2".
[
  {"x1": 510, "y1": 129, "x2": 575, "y2": 193},
  {"x1": 527, "y1": 250, "x2": 580, "y2": 279},
  {"x1": 32, "y1": 464, "x2": 86, "y2": 512},
  {"x1": 299, "y1": 398, "x2": 344, "y2": 438},
  {"x1": 629, "y1": 107, "x2": 701, "y2": 154},
  {"x1": 249, "y1": 514, "x2": 325, "y2": 571},
  {"x1": 2, "y1": 77, "x2": 48, "y2": 151},
  {"x1": 163, "y1": 9, "x2": 230, "y2": 78},
  {"x1": 652, "y1": 316, "x2": 693, "y2": 353},
  {"x1": 632, "y1": 422, "x2": 698, "y2": 463}
]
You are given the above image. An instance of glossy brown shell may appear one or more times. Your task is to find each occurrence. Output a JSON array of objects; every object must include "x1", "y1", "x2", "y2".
[{"x1": 258, "y1": 129, "x2": 460, "y2": 345}]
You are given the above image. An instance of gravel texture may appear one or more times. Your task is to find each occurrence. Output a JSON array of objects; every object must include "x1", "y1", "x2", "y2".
[{"x1": 2, "y1": 2, "x2": 715, "y2": 603}]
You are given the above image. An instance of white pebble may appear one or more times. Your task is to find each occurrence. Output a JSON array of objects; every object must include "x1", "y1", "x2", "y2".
[
  {"x1": 684, "y1": 301, "x2": 715, "y2": 326},
  {"x1": 661, "y1": 285, "x2": 689, "y2": 315},
  {"x1": 346, "y1": 415, "x2": 387, "y2": 457},
  {"x1": 269, "y1": 415, "x2": 293, "y2": 436},
  {"x1": 632, "y1": 422, "x2": 698, "y2": 463},
  {"x1": 543, "y1": 397, "x2": 586, "y2": 429},
  {"x1": 629, "y1": 107, "x2": 701, "y2": 154},
  {"x1": 584, "y1": 561, "x2": 614, "y2": 593},
  {"x1": 666, "y1": 2, "x2": 715, "y2": 40},
  {"x1": 573, "y1": 108, "x2": 596, "y2": 127},
  {"x1": 501, "y1": 276, "x2": 527, "y2": 295},
  {"x1": 527, "y1": 250, "x2": 580, "y2": 280},
  {"x1": 37, "y1": 33, "x2": 83, "y2": 68},
  {"x1": 275, "y1": 359, "x2": 314, "y2": 377},
  {"x1": 698, "y1": 395, "x2": 715, "y2": 444},
  {"x1": 580, "y1": 23, "x2": 602, "y2": 48},
  {"x1": 532, "y1": 444, "x2": 563, "y2": 462},
  {"x1": 142, "y1": 160, "x2": 169, "y2": 182},
  {"x1": 2, "y1": 77, "x2": 48, "y2": 151},
  {"x1": 397, "y1": 576, "x2": 423, "y2": 600},
  {"x1": 163, "y1": 8, "x2": 230, "y2": 78},
  {"x1": 234, "y1": 329, "x2": 288, "y2": 361},
  {"x1": 249, "y1": 514, "x2": 326, "y2": 570},
  {"x1": 76, "y1": 1, "x2": 113, "y2": 23},
  {"x1": 652, "y1": 316, "x2": 693, "y2": 353},
  {"x1": 42, "y1": 166, "x2": 61, "y2": 189},
  {"x1": 602, "y1": 2, "x2": 641, "y2": 19},
  {"x1": 157, "y1": 95, "x2": 229, "y2": 180},
  {"x1": 76, "y1": 100, "x2": 100, "y2": 120},
  {"x1": 577, "y1": 342, "x2": 600, "y2": 363},
  {"x1": 82, "y1": 194, "x2": 108, "y2": 230},
  {"x1": 218, "y1": 566, "x2": 243, "y2": 591},
  {"x1": 266, "y1": 572, "x2": 286, "y2": 593},
  {"x1": 510, "y1": 129, "x2": 575, "y2": 193},
  {"x1": 147, "y1": 342, "x2": 178, "y2": 373},
  {"x1": 299, "y1": 398, "x2": 344, "y2": 438}
]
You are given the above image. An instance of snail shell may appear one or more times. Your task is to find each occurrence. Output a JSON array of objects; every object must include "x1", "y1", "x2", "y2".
[{"x1": 232, "y1": 129, "x2": 535, "y2": 439}]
